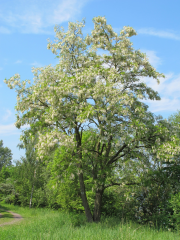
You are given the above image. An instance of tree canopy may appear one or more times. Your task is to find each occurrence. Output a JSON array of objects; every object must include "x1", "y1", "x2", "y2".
[{"x1": 0, "y1": 140, "x2": 12, "y2": 170}]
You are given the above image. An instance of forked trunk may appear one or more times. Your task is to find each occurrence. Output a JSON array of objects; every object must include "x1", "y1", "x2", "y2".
[
  {"x1": 78, "y1": 172, "x2": 93, "y2": 222},
  {"x1": 93, "y1": 187, "x2": 104, "y2": 222},
  {"x1": 75, "y1": 126, "x2": 93, "y2": 222}
]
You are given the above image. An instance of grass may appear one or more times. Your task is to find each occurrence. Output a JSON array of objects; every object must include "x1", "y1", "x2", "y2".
[
  {"x1": 0, "y1": 203, "x2": 179, "y2": 240},
  {"x1": 0, "y1": 209, "x2": 13, "y2": 224}
]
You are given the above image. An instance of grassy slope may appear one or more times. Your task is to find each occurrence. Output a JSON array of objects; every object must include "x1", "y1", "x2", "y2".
[{"x1": 0, "y1": 203, "x2": 179, "y2": 240}]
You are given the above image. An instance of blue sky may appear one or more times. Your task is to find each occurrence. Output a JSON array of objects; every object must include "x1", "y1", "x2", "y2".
[{"x1": 0, "y1": 0, "x2": 180, "y2": 162}]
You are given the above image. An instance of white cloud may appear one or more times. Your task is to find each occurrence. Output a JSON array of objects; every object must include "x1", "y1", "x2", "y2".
[
  {"x1": 0, "y1": 26, "x2": 11, "y2": 34},
  {"x1": 2, "y1": 109, "x2": 12, "y2": 121},
  {"x1": 144, "y1": 73, "x2": 180, "y2": 99},
  {"x1": 145, "y1": 97, "x2": 180, "y2": 114},
  {"x1": 30, "y1": 61, "x2": 44, "y2": 68},
  {"x1": 0, "y1": 0, "x2": 89, "y2": 34},
  {"x1": 143, "y1": 71, "x2": 180, "y2": 113},
  {"x1": 142, "y1": 50, "x2": 161, "y2": 68},
  {"x1": 0, "y1": 123, "x2": 18, "y2": 136},
  {"x1": 135, "y1": 50, "x2": 180, "y2": 114},
  {"x1": 138, "y1": 28, "x2": 180, "y2": 40},
  {"x1": 50, "y1": 0, "x2": 84, "y2": 24},
  {"x1": 160, "y1": 74, "x2": 180, "y2": 99},
  {"x1": 15, "y1": 60, "x2": 22, "y2": 64},
  {"x1": 0, "y1": 123, "x2": 30, "y2": 136}
]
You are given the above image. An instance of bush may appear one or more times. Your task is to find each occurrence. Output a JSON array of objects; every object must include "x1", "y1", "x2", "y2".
[{"x1": 169, "y1": 193, "x2": 180, "y2": 230}]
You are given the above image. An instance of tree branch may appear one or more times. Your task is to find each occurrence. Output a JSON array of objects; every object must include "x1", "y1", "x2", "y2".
[
  {"x1": 107, "y1": 143, "x2": 127, "y2": 165},
  {"x1": 104, "y1": 181, "x2": 140, "y2": 189}
]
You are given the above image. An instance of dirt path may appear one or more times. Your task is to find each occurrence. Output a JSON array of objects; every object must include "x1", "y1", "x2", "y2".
[{"x1": 0, "y1": 210, "x2": 23, "y2": 227}]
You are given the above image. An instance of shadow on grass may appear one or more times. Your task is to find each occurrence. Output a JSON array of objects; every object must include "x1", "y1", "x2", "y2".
[
  {"x1": 98, "y1": 216, "x2": 129, "y2": 229},
  {"x1": 68, "y1": 212, "x2": 129, "y2": 229},
  {"x1": 0, "y1": 204, "x2": 10, "y2": 211},
  {"x1": 0, "y1": 205, "x2": 14, "y2": 218},
  {"x1": 0, "y1": 212, "x2": 13, "y2": 218}
]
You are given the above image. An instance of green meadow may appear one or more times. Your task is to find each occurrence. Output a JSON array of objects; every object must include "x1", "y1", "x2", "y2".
[{"x1": 0, "y1": 203, "x2": 179, "y2": 240}]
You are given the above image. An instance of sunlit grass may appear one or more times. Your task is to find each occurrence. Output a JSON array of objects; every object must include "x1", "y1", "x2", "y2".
[{"x1": 0, "y1": 203, "x2": 179, "y2": 240}]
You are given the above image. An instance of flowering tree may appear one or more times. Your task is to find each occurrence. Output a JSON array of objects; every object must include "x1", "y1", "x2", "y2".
[{"x1": 4, "y1": 17, "x2": 178, "y2": 222}]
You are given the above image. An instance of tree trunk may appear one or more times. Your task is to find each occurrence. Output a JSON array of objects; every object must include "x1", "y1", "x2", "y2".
[
  {"x1": 93, "y1": 187, "x2": 104, "y2": 222},
  {"x1": 75, "y1": 125, "x2": 93, "y2": 222},
  {"x1": 29, "y1": 169, "x2": 36, "y2": 208},
  {"x1": 78, "y1": 172, "x2": 93, "y2": 222},
  {"x1": 29, "y1": 183, "x2": 34, "y2": 208}
]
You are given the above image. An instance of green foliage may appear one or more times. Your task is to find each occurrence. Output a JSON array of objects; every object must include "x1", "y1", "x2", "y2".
[
  {"x1": 0, "y1": 166, "x2": 12, "y2": 181},
  {"x1": 0, "y1": 140, "x2": 12, "y2": 170},
  {"x1": 170, "y1": 193, "x2": 180, "y2": 229},
  {"x1": 0, "y1": 181, "x2": 18, "y2": 204},
  {"x1": 100, "y1": 188, "x2": 121, "y2": 217},
  {"x1": 47, "y1": 146, "x2": 86, "y2": 212}
]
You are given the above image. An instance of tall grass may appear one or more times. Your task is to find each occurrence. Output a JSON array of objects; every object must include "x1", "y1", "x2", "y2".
[{"x1": 0, "y1": 203, "x2": 179, "y2": 240}]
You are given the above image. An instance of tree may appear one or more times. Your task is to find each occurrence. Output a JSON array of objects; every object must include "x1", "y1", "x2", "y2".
[
  {"x1": 0, "y1": 140, "x2": 12, "y2": 170},
  {"x1": 4, "y1": 16, "x2": 177, "y2": 222},
  {"x1": 159, "y1": 111, "x2": 180, "y2": 192},
  {"x1": 17, "y1": 131, "x2": 38, "y2": 208},
  {"x1": 17, "y1": 131, "x2": 50, "y2": 208}
]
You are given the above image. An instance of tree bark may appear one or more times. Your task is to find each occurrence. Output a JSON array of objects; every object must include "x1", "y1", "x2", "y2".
[
  {"x1": 78, "y1": 171, "x2": 93, "y2": 222},
  {"x1": 29, "y1": 183, "x2": 34, "y2": 209},
  {"x1": 93, "y1": 187, "x2": 104, "y2": 222},
  {"x1": 29, "y1": 169, "x2": 36, "y2": 208},
  {"x1": 75, "y1": 125, "x2": 93, "y2": 222}
]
